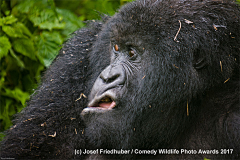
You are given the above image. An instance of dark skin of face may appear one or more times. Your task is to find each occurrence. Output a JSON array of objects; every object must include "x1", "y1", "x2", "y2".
[{"x1": 82, "y1": 44, "x2": 140, "y2": 112}]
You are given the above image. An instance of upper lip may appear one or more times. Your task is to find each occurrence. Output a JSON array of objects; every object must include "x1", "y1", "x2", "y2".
[{"x1": 88, "y1": 90, "x2": 117, "y2": 109}]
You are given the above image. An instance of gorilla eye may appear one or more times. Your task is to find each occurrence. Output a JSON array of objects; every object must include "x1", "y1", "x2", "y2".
[
  {"x1": 129, "y1": 50, "x2": 135, "y2": 57},
  {"x1": 114, "y1": 44, "x2": 119, "y2": 51}
]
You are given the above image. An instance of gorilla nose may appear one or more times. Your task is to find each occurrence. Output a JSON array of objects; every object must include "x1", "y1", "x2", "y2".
[{"x1": 100, "y1": 65, "x2": 125, "y2": 86}]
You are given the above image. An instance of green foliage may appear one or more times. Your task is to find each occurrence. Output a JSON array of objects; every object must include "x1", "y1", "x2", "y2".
[
  {"x1": 55, "y1": 0, "x2": 133, "y2": 20},
  {"x1": 0, "y1": 0, "x2": 84, "y2": 140},
  {"x1": 237, "y1": 0, "x2": 240, "y2": 5},
  {"x1": 0, "y1": 0, "x2": 133, "y2": 141}
]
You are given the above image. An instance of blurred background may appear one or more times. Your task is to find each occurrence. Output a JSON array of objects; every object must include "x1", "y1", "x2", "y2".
[{"x1": 0, "y1": 0, "x2": 133, "y2": 140}]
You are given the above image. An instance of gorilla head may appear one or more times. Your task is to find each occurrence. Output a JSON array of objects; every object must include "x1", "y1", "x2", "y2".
[{"x1": 81, "y1": 0, "x2": 240, "y2": 153}]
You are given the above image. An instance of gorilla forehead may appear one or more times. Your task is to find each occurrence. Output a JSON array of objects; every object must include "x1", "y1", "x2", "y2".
[
  {"x1": 107, "y1": 0, "x2": 193, "y2": 53},
  {"x1": 109, "y1": 0, "x2": 237, "y2": 43},
  {"x1": 109, "y1": 0, "x2": 181, "y2": 37},
  {"x1": 109, "y1": 1, "x2": 165, "y2": 44}
]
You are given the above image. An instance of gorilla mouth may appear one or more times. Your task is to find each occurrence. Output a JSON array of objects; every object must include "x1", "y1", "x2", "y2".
[
  {"x1": 90, "y1": 96, "x2": 116, "y2": 109},
  {"x1": 81, "y1": 92, "x2": 117, "y2": 116}
]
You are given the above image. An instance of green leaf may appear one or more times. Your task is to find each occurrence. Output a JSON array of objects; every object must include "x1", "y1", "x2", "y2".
[
  {"x1": 39, "y1": 20, "x2": 65, "y2": 31},
  {"x1": 2, "y1": 15, "x2": 18, "y2": 25},
  {"x1": 2, "y1": 88, "x2": 30, "y2": 106},
  {"x1": 2, "y1": 25, "x2": 25, "y2": 38},
  {"x1": 12, "y1": 38, "x2": 36, "y2": 60},
  {"x1": 42, "y1": 31, "x2": 63, "y2": 45},
  {"x1": 0, "y1": 99, "x2": 13, "y2": 130},
  {"x1": 0, "y1": 19, "x2": 3, "y2": 26},
  {"x1": 56, "y1": 8, "x2": 84, "y2": 36},
  {"x1": 9, "y1": 48, "x2": 25, "y2": 68},
  {"x1": 2, "y1": 23, "x2": 32, "y2": 38},
  {"x1": 14, "y1": 22, "x2": 32, "y2": 37},
  {"x1": 29, "y1": 9, "x2": 65, "y2": 31},
  {"x1": 36, "y1": 31, "x2": 63, "y2": 66},
  {"x1": 5, "y1": 11, "x2": 10, "y2": 16},
  {"x1": 0, "y1": 70, "x2": 7, "y2": 87},
  {"x1": 13, "y1": 0, "x2": 35, "y2": 14},
  {"x1": 0, "y1": 36, "x2": 11, "y2": 59}
]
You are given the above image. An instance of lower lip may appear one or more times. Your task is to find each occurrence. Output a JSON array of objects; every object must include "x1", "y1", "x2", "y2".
[{"x1": 89, "y1": 101, "x2": 116, "y2": 110}]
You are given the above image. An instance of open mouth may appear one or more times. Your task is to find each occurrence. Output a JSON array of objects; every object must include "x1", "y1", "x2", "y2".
[
  {"x1": 81, "y1": 90, "x2": 117, "y2": 116},
  {"x1": 89, "y1": 96, "x2": 116, "y2": 110}
]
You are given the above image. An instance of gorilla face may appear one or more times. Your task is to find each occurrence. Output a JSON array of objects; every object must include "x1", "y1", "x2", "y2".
[
  {"x1": 81, "y1": 6, "x2": 192, "y2": 150},
  {"x1": 80, "y1": 0, "x2": 238, "y2": 150},
  {"x1": 80, "y1": 0, "x2": 200, "y2": 150},
  {"x1": 87, "y1": 43, "x2": 141, "y2": 110},
  {"x1": 81, "y1": 30, "x2": 148, "y2": 149}
]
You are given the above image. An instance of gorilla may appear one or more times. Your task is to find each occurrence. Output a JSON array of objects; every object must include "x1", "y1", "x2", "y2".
[{"x1": 1, "y1": 0, "x2": 240, "y2": 159}]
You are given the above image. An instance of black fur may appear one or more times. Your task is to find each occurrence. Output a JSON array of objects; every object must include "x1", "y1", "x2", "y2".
[{"x1": 1, "y1": 0, "x2": 240, "y2": 159}]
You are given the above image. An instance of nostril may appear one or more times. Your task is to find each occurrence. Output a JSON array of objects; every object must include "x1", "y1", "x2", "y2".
[
  {"x1": 107, "y1": 74, "x2": 120, "y2": 83},
  {"x1": 101, "y1": 74, "x2": 120, "y2": 83}
]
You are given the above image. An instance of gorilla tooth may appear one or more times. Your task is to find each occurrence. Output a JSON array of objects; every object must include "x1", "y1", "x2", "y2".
[{"x1": 100, "y1": 97, "x2": 111, "y2": 102}]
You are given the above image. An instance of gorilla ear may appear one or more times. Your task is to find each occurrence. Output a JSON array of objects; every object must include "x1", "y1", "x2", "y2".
[{"x1": 193, "y1": 48, "x2": 207, "y2": 70}]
